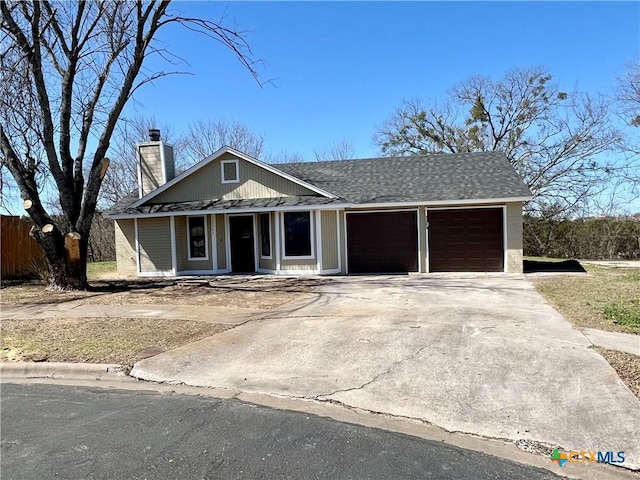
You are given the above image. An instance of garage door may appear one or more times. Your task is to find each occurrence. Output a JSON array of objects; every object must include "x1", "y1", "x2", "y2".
[
  {"x1": 428, "y1": 208, "x2": 504, "y2": 272},
  {"x1": 347, "y1": 211, "x2": 418, "y2": 273}
]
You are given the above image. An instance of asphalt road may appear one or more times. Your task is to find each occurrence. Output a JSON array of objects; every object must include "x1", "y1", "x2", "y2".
[{"x1": 1, "y1": 383, "x2": 562, "y2": 480}]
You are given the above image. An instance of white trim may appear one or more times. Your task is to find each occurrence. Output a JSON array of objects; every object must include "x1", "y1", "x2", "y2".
[
  {"x1": 348, "y1": 197, "x2": 532, "y2": 210},
  {"x1": 177, "y1": 270, "x2": 217, "y2": 275},
  {"x1": 170, "y1": 216, "x2": 177, "y2": 275},
  {"x1": 281, "y1": 210, "x2": 315, "y2": 261},
  {"x1": 136, "y1": 147, "x2": 143, "y2": 199},
  {"x1": 424, "y1": 208, "x2": 430, "y2": 273},
  {"x1": 221, "y1": 159, "x2": 240, "y2": 184},
  {"x1": 278, "y1": 269, "x2": 321, "y2": 275},
  {"x1": 128, "y1": 146, "x2": 337, "y2": 208},
  {"x1": 134, "y1": 218, "x2": 141, "y2": 275},
  {"x1": 186, "y1": 215, "x2": 210, "y2": 261},
  {"x1": 336, "y1": 209, "x2": 342, "y2": 274},
  {"x1": 138, "y1": 270, "x2": 175, "y2": 278},
  {"x1": 416, "y1": 209, "x2": 422, "y2": 273},
  {"x1": 315, "y1": 210, "x2": 322, "y2": 272},
  {"x1": 259, "y1": 212, "x2": 273, "y2": 259},
  {"x1": 274, "y1": 211, "x2": 281, "y2": 273},
  {"x1": 502, "y1": 205, "x2": 508, "y2": 273},
  {"x1": 253, "y1": 214, "x2": 259, "y2": 272},
  {"x1": 320, "y1": 268, "x2": 341, "y2": 275},
  {"x1": 110, "y1": 203, "x2": 351, "y2": 220},
  {"x1": 343, "y1": 210, "x2": 349, "y2": 275},
  {"x1": 210, "y1": 214, "x2": 218, "y2": 271}
]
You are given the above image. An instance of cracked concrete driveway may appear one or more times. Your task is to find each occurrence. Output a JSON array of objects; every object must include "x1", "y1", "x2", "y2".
[{"x1": 132, "y1": 274, "x2": 640, "y2": 469}]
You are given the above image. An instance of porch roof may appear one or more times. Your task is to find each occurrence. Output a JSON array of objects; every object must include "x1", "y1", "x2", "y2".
[{"x1": 109, "y1": 194, "x2": 348, "y2": 217}]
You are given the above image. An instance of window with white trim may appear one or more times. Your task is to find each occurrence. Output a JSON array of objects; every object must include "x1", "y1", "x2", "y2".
[
  {"x1": 221, "y1": 160, "x2": 239, "y2": 183},
  {"x1": 187, "y1": 216, "x2": 208, "y2": 260},
  {"x1": 260, "y1": 213, "x2": 271, "y2": 258},
  {"x1": 283, "y1": 211, "x2": 312, "y2": 258}
]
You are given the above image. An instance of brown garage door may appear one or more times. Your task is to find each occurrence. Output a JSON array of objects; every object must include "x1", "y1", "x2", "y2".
[
  {"x1": 428, "y1": 208, "x2": 504, "y2": 272},
  {"x1": 347, "y1": 211, "x2": 418, "y2": 273}
]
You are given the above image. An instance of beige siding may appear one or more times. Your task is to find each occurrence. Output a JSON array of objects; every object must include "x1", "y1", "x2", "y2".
[
  {"x1": 506, "y1": 202, "x2": 524, "y2": 273},
  {"x1": 321, "y1": 210, "x2": 339, "y2": 271},
  {"x1": 258, "y1": 212, "x2": 276, "y2": 271},
  {"x1": 150, "y1": 153, "x2": 318, "y2": 204},
  {"x1": 417, "y1": 207, "x2": 427, "y2": 273},
  {"x1": 138, "y1": 217, "x2": 172, "y2": 272},
  {"x1": 175, "y1": 216, "x2": 214, "y2": 272},
  {"x1": 215, "y1": 214, "x2": 227, "y2": 270},
  {"x1": 115, "y1": 219, "x2": 137, "y2": 276},
  {"x1": 338, "y1": 210, "x2": 347, "y2": 274},
  {"x1": 139, "y1": 144, "x2": 163, "y2": 196},
  {"x1": 280, "y1": 258, "x2": 317, "y2": 271}
]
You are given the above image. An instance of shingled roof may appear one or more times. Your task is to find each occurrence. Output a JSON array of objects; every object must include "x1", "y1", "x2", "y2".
[
  {"x1": 276, "y1": 151, "x2": 531, "y2": 204},
  {"x1": 109, "y1": 151, "x2": 531, "y2": 216}
]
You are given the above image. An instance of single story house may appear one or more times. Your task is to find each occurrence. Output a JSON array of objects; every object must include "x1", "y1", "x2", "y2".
[{"x1": 109, "y1": 130, "x2": 532, "y2": 277}]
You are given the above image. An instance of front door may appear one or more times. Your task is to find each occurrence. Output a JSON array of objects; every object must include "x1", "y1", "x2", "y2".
[{"x1": 229, "y1": 216, "x2": 255, "y2": 273}]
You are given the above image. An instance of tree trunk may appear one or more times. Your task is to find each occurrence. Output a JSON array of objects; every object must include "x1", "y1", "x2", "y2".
[{"x1": 31, "y1": 225, "x2": 89, "y2": 290}]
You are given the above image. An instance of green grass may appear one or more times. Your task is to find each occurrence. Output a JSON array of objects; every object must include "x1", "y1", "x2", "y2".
[
  {"x1": 603, "y1": 299, "x2": 640, "y2": 328},
  {"x1": 523, "y1": 256, "x2": 568, "y2": 263},
  {"x1": 532, "y1": 265, "x2": 640, "y2": 334},
  {"x1": 87, "y1": 261, "x2": 116, "y2": 277}
]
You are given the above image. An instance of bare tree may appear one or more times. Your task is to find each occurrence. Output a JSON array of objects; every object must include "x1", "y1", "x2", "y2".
[
  {"x1": 313, "y1": 137, "x2": 357, "y2": 161},
  {"x1": 264, "y1": 149, "x2": 305, "y2": 164},
  {"x1": 374, "y1": 67, "x2": 623, "y2": 215},
  {"x1": 0, "y1": 0, "x2": 260, "y2": 289},
  {"x1": 182, "y1": 118, "x2": 264, "y2": 163}
]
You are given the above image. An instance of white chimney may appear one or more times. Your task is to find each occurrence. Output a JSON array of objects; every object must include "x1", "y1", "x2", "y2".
[{"x1": 137, "y1": 128, "x2": 175, "y2": 198}]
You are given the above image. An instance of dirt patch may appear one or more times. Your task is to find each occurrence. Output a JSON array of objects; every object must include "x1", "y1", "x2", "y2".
[
  {"x1": 1, "y1": 317, "x2": 230, "y2": 365},
  {"x1": 595, "y1": 347, "x2": 640, "y2": 399},
  {"x1": 531, "y1": 266, "x2": 640, "y2": 334},
  {"x1": 1, "y1": 276, "x2": 327, "y2": 309}
]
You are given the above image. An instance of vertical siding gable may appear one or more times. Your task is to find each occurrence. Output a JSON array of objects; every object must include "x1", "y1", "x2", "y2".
[{"x1": 148, "y1": 153, "x2": 320, "y2": 204}]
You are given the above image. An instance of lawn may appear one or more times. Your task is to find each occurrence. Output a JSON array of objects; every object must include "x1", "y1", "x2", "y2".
[
  {"x1": 87, "y1": 260, "x2": 117, "y2": 277},
  {"x1": 1, "y1": 273, "x2": 324, "y2": 366},
  {"x1": 1, "y1": 317, "x2": 230, "y2": 365},
  {"x1": 531, "y1": 264, "x2": 640, "y2": 334}
]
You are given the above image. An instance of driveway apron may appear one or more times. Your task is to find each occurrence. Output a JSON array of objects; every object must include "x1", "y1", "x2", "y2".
[{"x1": 132, "y1": 274, "x2": 640, "y2": 468}]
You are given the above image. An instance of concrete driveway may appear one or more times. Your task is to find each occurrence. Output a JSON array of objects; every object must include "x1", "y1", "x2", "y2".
[{"x1": 132, "y1": 274, "x2": 640, "y2": 469}]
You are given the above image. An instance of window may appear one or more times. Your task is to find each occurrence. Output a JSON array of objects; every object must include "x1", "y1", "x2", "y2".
[
  {"x1": 188, "y1": 216, "x2": 208, "y2": 260},
  {"x1": 260, "y1": 213, "x2": 271, "y2": 258},
  {"x1": 221, "y1": 160, "x2": 239, "y2": 183},
  {"x1": 283, "y1": 211, "x2": 312, "y2": 258}
]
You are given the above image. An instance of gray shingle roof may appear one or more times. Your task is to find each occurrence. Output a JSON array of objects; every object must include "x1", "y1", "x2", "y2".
[
  {"x1": 276, "y1": 152, "x2": 531, "y2": 204},
  {"x1": 108, "y1": 151, "x2": 531, "y2": 216}
]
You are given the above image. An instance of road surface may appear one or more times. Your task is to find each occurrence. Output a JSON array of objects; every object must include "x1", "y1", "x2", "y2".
[{"x1": 1, "y1": 383, "x2": 562, "y2": 479}]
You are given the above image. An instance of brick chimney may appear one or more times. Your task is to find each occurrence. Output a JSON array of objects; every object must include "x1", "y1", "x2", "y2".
[{"x1": 137, "y1": 129, "x2": 175, "y2": 198}]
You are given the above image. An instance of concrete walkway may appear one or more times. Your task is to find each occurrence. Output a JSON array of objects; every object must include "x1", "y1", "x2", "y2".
[
  {"x1": 0, "y1": 303, "x2": 261, "y2": 325},
  {"x1": 130, "y1": 275, "x2": 640, "y2": 470},
  {"x1": 583, "y1": 328, "x2": 640, "y2": 356}
]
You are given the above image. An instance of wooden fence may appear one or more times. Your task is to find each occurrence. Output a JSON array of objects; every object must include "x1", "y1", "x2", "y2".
[{"x1": 1, "y1": 215, "x2": 46, "y2": 279}]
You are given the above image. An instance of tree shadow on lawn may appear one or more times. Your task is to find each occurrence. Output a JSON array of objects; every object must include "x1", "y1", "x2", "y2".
[{"x1": 523, "y1": 259, "x2": 586, "y2": 274}]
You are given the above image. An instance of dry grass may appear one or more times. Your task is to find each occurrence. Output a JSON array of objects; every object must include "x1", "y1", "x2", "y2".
[
  {"x1": 1, "y1": 317, "x2": 230, "y2": 365},
  {"x1": 595, "y1": 347, "x2": 640, "y2": 399},
  {"x1": 0, "y1": 276, "x2": 326, "y2": 309},
  {"x1": 531, "y1": 265, "x2": 640, "y2": 334}
]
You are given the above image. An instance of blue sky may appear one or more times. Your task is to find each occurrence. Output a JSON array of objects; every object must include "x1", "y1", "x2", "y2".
[{"x1": 127, "y1": 1, "x2": 640, "y2": 161}]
